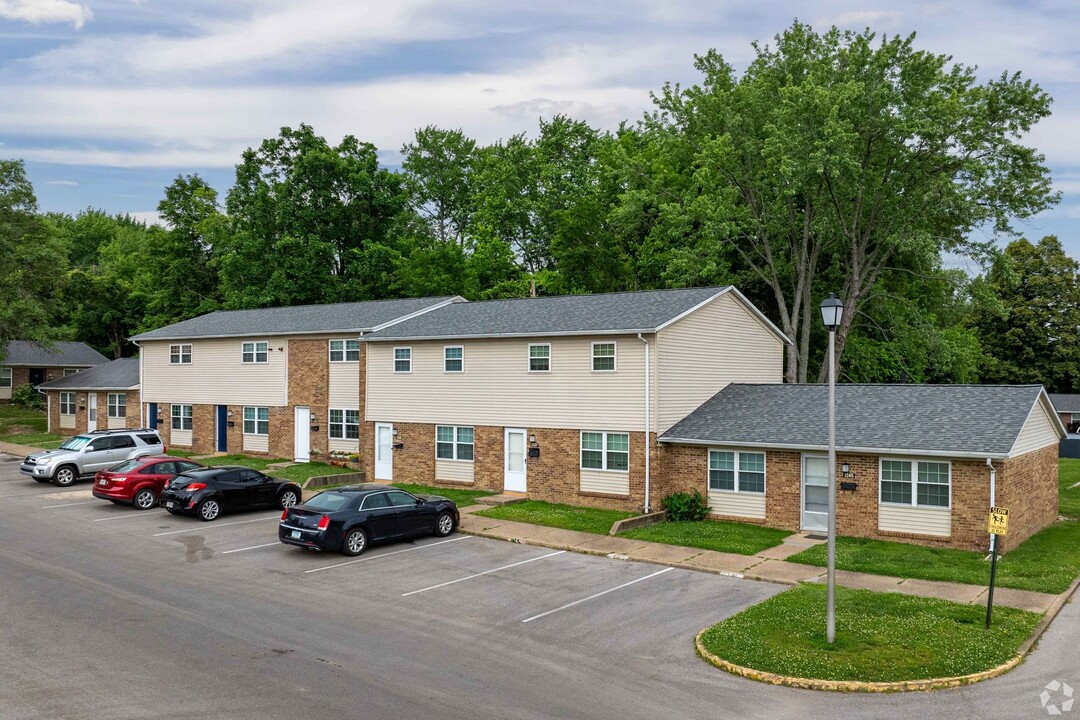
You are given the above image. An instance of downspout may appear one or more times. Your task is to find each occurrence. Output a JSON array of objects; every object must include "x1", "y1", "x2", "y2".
[
  {"x1": 986, "y1": 458, "x2": 996, "y2": 553},
  {"x1": 638, "y1": 334, "x2": 651, "y2": 514},
  {"x1": 137, "y1": 343, "x2": 144, "y2": 428}
]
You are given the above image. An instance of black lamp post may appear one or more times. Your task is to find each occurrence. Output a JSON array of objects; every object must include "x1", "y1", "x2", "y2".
[{"x1": 820, "y1": 292, "x2": 843, "y2": 644}]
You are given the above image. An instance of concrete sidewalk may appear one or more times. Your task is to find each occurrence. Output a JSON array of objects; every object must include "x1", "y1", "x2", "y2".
[
  {"x1": 0, "y1": 440, "x2": 42, "y2": 457},
  {"x1": 457, "y1": 507, "x2": 1060, "y2": 613}
]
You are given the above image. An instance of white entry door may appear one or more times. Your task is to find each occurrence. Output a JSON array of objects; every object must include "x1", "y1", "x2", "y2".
[
  {"x1": 504, "y1": 428, "x2": 527, "y2": 492},
  {"x1": 375, "y1": 423, "x2": 393, "y2": 480},
  {"x1": 87, "y1": 394, "x2": 97, "y2": 432},
  {"x1": 801, "y1": 455, "x2": 830, "y2": 532},
  {"x1": 294, "y1": 406, "x2": 311, "y2": 463}
]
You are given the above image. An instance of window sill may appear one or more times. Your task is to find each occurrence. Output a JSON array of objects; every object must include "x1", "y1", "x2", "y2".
[
  {"x1": 579, "y1": 490, "x2": 629, "y2": 499},
  {"x1": 879, "y1": 502, "x2": 951, "y2": 511},
  {"x1": 580, "y1": 467, "x2": 629, "y2": 474}
]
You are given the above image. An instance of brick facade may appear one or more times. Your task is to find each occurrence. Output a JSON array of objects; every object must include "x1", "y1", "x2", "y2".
[
  {"x1": 46, "y1": 389, "x2": 142, "y2": 436},
  {"x1": 4, "y1": 367, "x2": 86, "y2": 404},
  {"x1": 997, "y1": 444, "x2": 1060, "y2": 551}
]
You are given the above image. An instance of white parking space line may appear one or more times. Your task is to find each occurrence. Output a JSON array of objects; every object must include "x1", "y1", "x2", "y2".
[
  {"x1": 152, "y1": 515, "x2": 280, "y2": 537},
  {"x1": 94, "y1": 511, "x2": 168, "y2": 522},
  {"x1": 304, "y1": 535, "x2": 472, "y2": 574},
  {"x1": 521, "y1": 567, "x2": 675, "y2": 624},
  {"x1": 402, "y1": 550, "x2": 566, "y2": 597},
  {"x1": 41, "y1": 500, "x2": 102, "y2": 509},
  {"x1": 222, "y1": 542, "x2": 279, "y2": 554}
]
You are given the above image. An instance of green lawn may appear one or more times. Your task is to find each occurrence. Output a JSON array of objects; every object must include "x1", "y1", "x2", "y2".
[
  {"x1": 3, "y1": 431, "x2": 66, "y2": 449},
  {"x1": 269, "y1": 462, "x2": 357, "y2": 485},
  {"x1": 197, "y1": 454, "x2": 288, "y2": 471},
  {"x1": 699, "y1": 584, "x2": 1040, "y2": 683},
  {"x1": 392, "y1": 483, "x2": 497, "y2": 508},
  {"x1": 619, "y1": 519, "x2": 792, "y2": 556},
  {"x1": 1061, "y1": 458, "x2": 1080, "y2": 518},
  {"x1": 0, "y1": 406, "x2": 63, "y2": 447},
  {"x1": 474, "y1": 500, "x2": 636, "y2": 535},
  {"x1": 787, "y1": 519, "x2": 1080, "y2": 594}
]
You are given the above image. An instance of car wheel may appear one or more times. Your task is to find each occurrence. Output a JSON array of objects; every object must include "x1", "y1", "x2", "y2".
[
  {"x1": 278, "y1": 488, "x2": 299, "y2": 509},
  {"x1": 434, "y1": 511, "x2": 455, "y2": 538},
  {"x1": 133, "y1": 488, "x2": 157, "y2": 510},
  {"x1": 341, "y1": 527, "x2": 367, "y2": 557},
  {"x1": 52, "y1": 465, "x2": 78, "y2": 487},
  {"x1": 197, "y1": 498, "x2": 221, "y2": 521}
]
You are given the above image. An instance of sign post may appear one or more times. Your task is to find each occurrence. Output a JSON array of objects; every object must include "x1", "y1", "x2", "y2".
[{"x1": 986, "y1": 506, "x2": 1009, "y2": 629}]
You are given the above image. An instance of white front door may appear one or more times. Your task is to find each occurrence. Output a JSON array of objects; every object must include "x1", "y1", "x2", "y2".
[
  {"x1": 375, "y1": 423, "x2": 393, "y2": 480},
  {"x1": 504, "y1": 428, "x2": 527, "y2": 493},
  {"x1": 801, "y1": 454, "x2": 830, "y2": 532},
  {"x1": 87, "y1": 394, "x2": 97, "y2": 432},
  {"x1": 294, "y1": 406, "x2": 311, "y2": 463}
]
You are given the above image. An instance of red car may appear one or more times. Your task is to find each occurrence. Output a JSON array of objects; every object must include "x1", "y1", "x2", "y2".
[{"x1": 93, "y1": 456, "x2": 206, "y2": 510}]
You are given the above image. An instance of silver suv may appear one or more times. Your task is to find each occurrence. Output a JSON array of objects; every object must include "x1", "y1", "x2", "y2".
[{"x1": 20, "y1": 428, "x2": 166, "y2": 486}]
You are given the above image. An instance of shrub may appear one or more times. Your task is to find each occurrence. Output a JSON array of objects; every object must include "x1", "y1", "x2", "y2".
[
  {"x1": 662, "y1": 489, "x2": 712, "y2": 521},
  {"x1": 11, "y1": 384, "x2": 44, "y2": 410}
]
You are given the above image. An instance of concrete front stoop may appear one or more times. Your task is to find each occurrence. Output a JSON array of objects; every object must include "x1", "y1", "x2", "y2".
[{"x1": 474, "y1": 492, "x2": 528, "y2": 507}]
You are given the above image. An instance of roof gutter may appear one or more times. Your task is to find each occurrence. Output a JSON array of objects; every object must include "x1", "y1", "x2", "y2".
[
  {"x1": 363, "y1": 328, "x2": 662, "y2": 343},
  {"x1": 657, "y1": 436, "x2": 1012, "y2": 461}
]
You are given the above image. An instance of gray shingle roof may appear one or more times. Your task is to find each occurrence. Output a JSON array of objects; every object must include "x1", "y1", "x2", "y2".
[
  {"x1": 2, "y1": 340, "x2": 108, "y2": 367},
  {"x1": 661, "y1": 383, "x2": 1057, "y2": 458},
  {"x1": 130, "y1": 296, "x2": 460, "y2": 341},
  {"x1": 363, "y1": 286, "x2": 778, "y2": 341},
  {"x1": 1049, "y1": 394, "x2": 1080, "y2": 413},
  {"x1": 38, "y1": 358, "x2": 139, "y2": 390}
]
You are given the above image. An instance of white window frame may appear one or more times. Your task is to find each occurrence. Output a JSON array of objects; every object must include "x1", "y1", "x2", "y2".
[
  {"x1": 579, "y1": 431, "x2": 629, "y2": 472},
  {"x1": 0, "y1": 368, "x2": 10, "y2": 388},
  {"x1": 591, "y1": 341, "x2": 617, "y2": 372},
  {"x1": 528, "y1": 343, "x2": 551, "y2": 373},
  {"x1": 708, "y1": 449, "x2": 767, "y2": 494},
  {"x1": 878, "y1": 457, "x2": 951, "y2": 510},
  {"x1": 243, "y1": 406, "x2": 270, "y2": 435},
  {"x1": 241, "y1": 341, "x2": 268, "y2": 364},
  {"x1": 1072, "y1": 413, "x2": 1080, "y2": 424},
  {"x1": 394, "y1": 347, "x2": 412, "y2": 373},
  {"x1": 107, "y1": 393, "x2": 126, "y2": 418},
  {"x1": 63, "y1": 368, "x2": 80, "y2": 376},
  {"x1": 59, "y1": 391, "x2": 75, "y2": 415},
  {"x1": 329, "y1": 339, "x2": 360, "y2": 363},
  {"x1": 171, "y1": 404, "x2": 193, "y2": 431},
  {"x1": 329, "y1": 408, "x2": 360, "y2": 440},
  {"x1": 169, "y1": 344, "x2": 192, "y2": 365},
  {"x1": 443, "y1": 345, "x2": 464, "y2": 373},
  {"x1": 435, "y1": 425, "x2": 474, "y2": 462}
]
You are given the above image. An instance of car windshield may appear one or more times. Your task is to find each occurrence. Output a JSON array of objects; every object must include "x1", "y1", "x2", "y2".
[
  {"x1": 303, "y1": 493, "x2": 352, "y2": 512},
  {"x1": 108, "y1": 459, "x2": 143, "y2": 473},
  {"x1": 57, "y1": 436, "x2": 92, "y2": 451}
]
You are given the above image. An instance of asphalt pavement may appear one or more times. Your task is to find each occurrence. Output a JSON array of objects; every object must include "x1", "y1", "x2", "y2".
[{"x1": 0, "y1": 453, "x2": 1074, "y2": 720}]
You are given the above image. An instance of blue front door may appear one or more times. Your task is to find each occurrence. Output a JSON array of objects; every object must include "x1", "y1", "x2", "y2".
[
  {"x1": 148, "y1": 403, "x2": 158, "y2": 429},
  {"x1": 216, "y1": 405, "x2": 228, "y2": 452}
]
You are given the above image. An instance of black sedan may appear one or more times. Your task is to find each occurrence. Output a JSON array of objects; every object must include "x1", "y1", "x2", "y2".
[
  {"x1": 161, "y1": 466, "x2": 301, "y2": 521},
  {"x1": 279, "y1": 484, "x2": 458, "y2": 556}
]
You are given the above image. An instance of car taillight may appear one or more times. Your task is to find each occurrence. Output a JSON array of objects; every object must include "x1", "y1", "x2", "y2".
[
  {"x1": 112, "y1": 476, "x2": 127, "y2": 484},
  {"x1": 317, "y1": 515, "x2": 330, "y2": 530},
  {"x1": 162, "y1": 445, "x2": 167, "y2": 453},
  {"x1": 280, "y1": 509, "x2": 289, "y2": 521},
  {"x1": 186, "y1": 482, "x2": 207, "y2": 491}
]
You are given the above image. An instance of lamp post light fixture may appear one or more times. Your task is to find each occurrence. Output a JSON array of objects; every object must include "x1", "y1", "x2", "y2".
[{"x1": 820, "y1": 292, "x2": 843, "y2": 645}]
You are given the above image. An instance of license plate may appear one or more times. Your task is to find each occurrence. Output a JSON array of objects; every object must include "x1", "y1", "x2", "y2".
[
  {"x1": 98, "y1": 479, "x2": 106, "y2": 486},
  {"x1": 291, "y1": 530, "x2": 301, "y2": 539},
  {"x1": 165, "y1": 501, "x2": 175, "y2": 509}
]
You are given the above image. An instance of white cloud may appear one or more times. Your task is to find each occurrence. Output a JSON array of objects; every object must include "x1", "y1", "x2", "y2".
[
  {"x1": 128, "y1": 209, "x2": 164, "y2": 226},
  {"x1": 0, "y1": 0, "x2": 91, "y2": 29},
  {"x1": 44, "y1": 179, "x2": 77, "y2": 185}
]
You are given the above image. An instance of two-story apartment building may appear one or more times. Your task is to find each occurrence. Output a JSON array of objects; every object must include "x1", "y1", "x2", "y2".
[
  {"x1": 359, "y1": 286, "x2": 789, "y2": 512},
  {"x1": 130, "y1": 297, "x2": 458, "y2": 459}
]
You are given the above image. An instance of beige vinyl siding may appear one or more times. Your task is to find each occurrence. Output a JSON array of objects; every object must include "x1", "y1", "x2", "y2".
[
  {"x1": 0, "y1": 386, "x2": 10, "y2": 401},
  {"x1": 170, "y1": 429, "x2": 193, "y2": 447},
  {"x1": 878, "y1": 505, "x2": 951, "y2": 537},
  {"x1": 140, "y1": 339, "x2": 288, "y2": 406},
  {"x1": 580, "y1": 469, "x2": 629, "y2": 495},
  {"x1": 60, "y1": 414, "x2": 75, "y2": 429},
  {"x1": 655, "y1": 292, "x2": 784, "y2": 433},
  {"x1": 107, "y1": 415, "x2": 125, "y2": 429},
  {"x1": 366, "y1": 336, "x2": 648, "y2": 431},
  {"x1": 435, "y1": 459, "x2": 474, "y2": 483},
  {"x1": 1009, "y1": 400, "x2": 1062, "y2": 458},
  {"x1": 243, "y1": 434, "x2": 269, "y2": 453},
  {"x1": 328, "y1": 362, "x2": 360, "y2": 409},
  {"x1": 328, "y1": 437, "x2": 359, "y2": 453},
  {"x1": 708, "y1": 491, "x2": 766, "y2": 519}
]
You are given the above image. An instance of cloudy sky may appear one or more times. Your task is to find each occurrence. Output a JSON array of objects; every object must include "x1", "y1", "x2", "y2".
[{"x1": 3, "y1": 0, "x2": 1078, "y2": 261}]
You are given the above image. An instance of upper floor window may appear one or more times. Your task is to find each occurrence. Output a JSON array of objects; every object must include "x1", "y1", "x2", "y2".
[
  {"x1": 171, "y1": 404, "x2": 193, "y2": 431},
  {"x1": 592, "y1": 342, "x2": 616, "y2": 372},
  {"x1": 708, "y1": 450, "x2": 765, "y2": 493},
  {"x1": 169, "y1": 344, "x2": 192, "y2": 364},
  {"x1": 529, "y1": 344, "x2": 551, "y2": 372},
  {"x1": 329, "y1": 339, "x2": 360, "y2": 363},
  {"x1": 394, "y1": 347, "x2": 412, "y2": 373},
  {"x1": 436, "y1": 425, "x2": 474, "y2": 461},
  {"x1": 59, "y1": 391, "x2": 75, "y2": 415},
  {"x1": 107, "y1": 393, "x2": 126, "y2": 418},
  {"x1": 329, "y1": 408, "x2": 360, "y2": 440},
  {"x1": 880, "y1": 459, "x2": 950, "y2": 509},
  {"x1": 580, "y1": 431, "x2": 629, "y2": 471},
  {"x1": 0, "y1": 368, "x2": 10, "y2": 388},
  {"x1": 242, "y1": 341, "x2": 268, "y2": 364},
  {"x1": 444, "y1": 346, "x2": 463, "y2": 373},
  {"x1": 243, "y1": 406, "x2": 270, "y2": 435}
]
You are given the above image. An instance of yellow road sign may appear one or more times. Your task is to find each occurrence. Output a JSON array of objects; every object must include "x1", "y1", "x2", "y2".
[{"x1": 988, "y1": 506, "x2": 1009, "y2": 536}]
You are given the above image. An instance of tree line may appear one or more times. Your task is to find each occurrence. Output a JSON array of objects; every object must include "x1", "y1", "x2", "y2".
[{"x1": 1, "y1": 21, "x2": 1077, "y2": 391}]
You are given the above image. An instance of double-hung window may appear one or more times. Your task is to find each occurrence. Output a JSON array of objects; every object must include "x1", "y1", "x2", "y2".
[
  {"x1": 436, "y1": 426, "x2": 474, "y2": 461},
  {"x1": 242, "y1": 341, "x2": 268, "y2": 364},
  {"x1": 0, "y1": 368, "x2": 10, "y2": 388},
  {"x1": 59, "y1": 392, "x2": 75, "y2": 415},
  {"x1": 329, "y1": 339, "x2": 360, "y2": 362},
  {"x1": 107, "y1": 393, "x2": 126, "y2": 418},
  {"x1": 169, "y1": 344, "x2": 192, "y2": 364},
  {"x1": 591, "y1": 342, "x2": 616, "y2": 372},
  {"x1": 529, "y1": 343, "x2": 550, "y2": 372},
  {"x1": 879, "y1": 459, "x2": 950, "y2": 508},
  {"x1": 708, "y1": 450, "x2": 766, "y2": 493},
  {"x1": 444, "y1": 346, "x2": 463, "y2": 373},
  {"x1": 171, "y1": 404, "x2": 193, "y2": 430},
  {"x1": 329, "y1": 409, "x2": 360, "y2": 440},
  {"x1": 243, "y1": 407, "x2": 270, "y2": 435},
  {"x1": 580, "y1": 432, "x2": 629, "y2": 471},
  {"x1": 394, "y1": 347, "x2": 412, "y2": 373}
]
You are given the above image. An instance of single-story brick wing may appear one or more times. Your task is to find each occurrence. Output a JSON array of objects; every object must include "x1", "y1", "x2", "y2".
[
  {"x1": 0, "y1": 340, "x2": 107, "y2": 403},
  {"x1": 38, "y1": 358, "x2": 141, "y2": 435}
]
